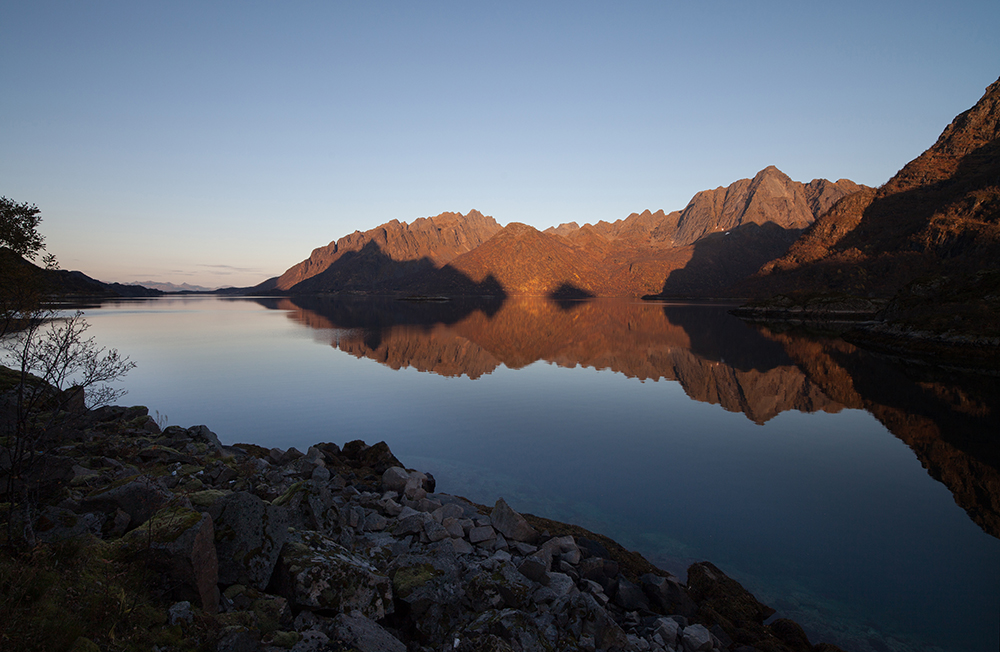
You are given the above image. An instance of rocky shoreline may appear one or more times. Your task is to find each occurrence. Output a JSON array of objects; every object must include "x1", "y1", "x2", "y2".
[{"x1": 1, "y1": 404, "x2": 845, "y2": 652}]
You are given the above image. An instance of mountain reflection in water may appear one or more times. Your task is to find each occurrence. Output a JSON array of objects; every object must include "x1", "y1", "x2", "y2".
[
  {"x1": 268, "y1": 296, "x2": 843, "y2": 424},
  {"x1": 264, "y1": 295, "x2": 1000, "y2": 541}
]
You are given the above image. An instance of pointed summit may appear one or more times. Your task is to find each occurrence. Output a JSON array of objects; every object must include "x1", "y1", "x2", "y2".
[{"x1": 742, "y1": 75, "x2": 1000, "y2": 300}]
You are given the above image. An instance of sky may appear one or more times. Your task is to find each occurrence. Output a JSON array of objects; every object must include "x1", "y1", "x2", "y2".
[{"x1": 2, "y1": 2, "x2": 999, "y2": 288}]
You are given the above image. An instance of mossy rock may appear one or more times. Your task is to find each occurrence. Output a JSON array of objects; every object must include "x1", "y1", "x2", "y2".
[
  {"x1": 271, "y1": 481, "x2": 306, "y2": 507},
  {"x1": 117, "y1": 506, "x2": 204, "y2": 549},
  {"x1": 68, "y1": 636, "x2": 101, "y2": 652},
  {"x1": 215, "y1": 611, "x2": 256, "y2": 629},
  {"x1": 392, "y1": 563, "x2": 442, "y2": 599},
  {"x1": 269, "y1": 630, "x2": 301, "y2": 649},
  {"x1": 189, "y1": 489, "x2": 232, "y2": 507}
]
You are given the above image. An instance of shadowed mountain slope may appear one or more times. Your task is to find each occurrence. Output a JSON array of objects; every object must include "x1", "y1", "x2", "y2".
[
  {"x1": 270, "y1": 209, "x2": 502, "y2": 293},
  {"x1": 739, "y1": 76, "x2": 1000, "y2": 301},
  {"x1": 266, "y1": 169, "x2": 864, "y2": 298}
]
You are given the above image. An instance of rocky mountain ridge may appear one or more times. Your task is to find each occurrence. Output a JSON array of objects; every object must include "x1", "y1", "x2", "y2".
[
  {"x1": 270, "y1": 209, "x2": 503, "y2": 293},
  {"x1": 264, "y1": 169, "x2": 863, "y2": 298},
  {"x1": 739, "y1": 76, "x2": 1000, "y2": 302}
]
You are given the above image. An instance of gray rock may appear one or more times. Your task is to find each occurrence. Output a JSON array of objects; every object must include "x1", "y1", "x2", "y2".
[
  {"x1": 424, "y1": 520, "x2": 449, "y2": 543},
  {"x1": 641, "y1": 573, "x2": 697, "y2": 617},
  {"x1": 189, "y1": 425, "x2": 223, "y2": 451},
  {"x1": 614, "y1": 576, "x2": 650, "y2": 611},
  {"x1": 452, "y1": 608, "x2": 551, "y2": 652},
  {"x1": 442, "y1": 537, "x2": 474, "y2": 554},
  {"x1": 293, "y1": 609, "x2": 320, "y2": 632},
  {"x1": 381, "y1": 467, "x2": 410, "y2": 494},
  {"x1": 654, "y1": 617, "x2": 680, "y2": 648},
  {"x1": 490, "y1": 498, "x2": 539, "y2": 543},
  {"x1": 394, "y1": 514, "x2": 428, "y2": 536},
  {"x1": 403, "y1": 475, "x2": 426, "y2": 500},
  {"x1": 34, "y1": 506, "x2": 103, "y2": 542},
  {"x1": 333, "y1": 611, "x2": 407, "y2": 652},
  {"x1": 81, "y1": 474, "x2": 172, "y2": 530},
  {"x1": 290, "y1": 629, "x2": 329, "y2": 652},
  {"x1": 545, "y1": 571, "x2": 577, "y2": 598},
  {"x1": 511, "y1": 541, "x2": 537, "y2": 555},
  {"x1": 310, "y1": 466, "x2": 330, "y2": 483},
  {"x1": 381, "y1": 498, "x2": 403, "y2": 517},
  {"x1": 580, "y1": 557, "x2": 618, "y2": 594},
  {"x1": 468, "y1": 524, "x2": 496, "y2": 544},
  {"x1": 518, "y1": 555, "x2": 548, "y2": 583},
  {"x1": 273, "y1": 531, "x2": 392, "y2": 619},
  {"x1": 119, "y1": 506, "x2": 219, "y2": 613},
  {"x1": 431, "y1": 502, "x2": 465, "y2": 523},
  {"x1": 365, "y1": 512, "x2": 388, "y2": 532},
  {"x1": 168, "y1": 601, "x2": 193, "y2": 625},
  {"x1": 209, "y1": 491, "x2": 290, "y2": 590},
  {"x1": 412, "y1": 497, "x2": 443, "y2": 513},
  {"x1": 682, "y1": 624, "x2": 713, "y2": 652},
  {"x1": 442, "y1": 517, "x2": 465, "y2": 539},
  {"x1": 533, "y1": 585, "x2": 559, "y2": 604}
]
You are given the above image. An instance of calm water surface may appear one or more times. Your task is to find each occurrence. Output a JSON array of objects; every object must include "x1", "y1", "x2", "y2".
[{"x1": 77, "y1": 296, "x2": 999, "y2": 652}]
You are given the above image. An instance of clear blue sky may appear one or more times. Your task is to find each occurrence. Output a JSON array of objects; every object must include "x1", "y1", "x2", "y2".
[{"x1": 3, "y1": 2, "x2": 998, "y2": 287}]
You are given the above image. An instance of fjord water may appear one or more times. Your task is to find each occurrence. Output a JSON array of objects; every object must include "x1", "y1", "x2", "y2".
[{"x1": 79, "y1": 296, "x2": 998, "y2": 652}]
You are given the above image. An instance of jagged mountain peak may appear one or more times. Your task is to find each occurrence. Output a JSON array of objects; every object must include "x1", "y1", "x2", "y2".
[
  {"x1": 272, "y1": 209, "x2": 502, "y2": 292},
  {"x1": 742, "y1": 75, "x2": 1000, "y2": 300}
]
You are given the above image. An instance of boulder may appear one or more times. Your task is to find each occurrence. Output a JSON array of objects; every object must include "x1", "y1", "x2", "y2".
[
  {"x1": 641, "y1": 572, "x2": 697, "y2": 617},
  {"x1": 517, "y1": 556, "x2": 548, "y2": 583},
  {"x1": 468, "y1": 524, "x2": 496, "y2": 544},
  {"x1": 681, "y1": 624, "x2": 713, "y2": 652},
  {"x1": 188, "y1": 424, "x2": 223, "y2": 451},
  {"x1": 613, "y1": 576, "x2": 650, "y2": 612},
  {"x1": 332, "y1": 611, "x2": 407, "y2": 652},
  {"x1": 654, "y1": 617, "x2": 681, "y2": 648},
  {"x1": 381, "y1": 467, "x2": 410, "y2": 494},
  {"x1": 273, "y1": 531, "x2": 392, "y2": 619},
  {"x1": 490, "y1": 498, "x2": 539, "y2": 543},
  {"x1": 209, "y1": 491, "x2": 291, "y2": 590},
  {"x1": 119, "y1": 506, "x2": 219, "y2": 613},
  {"x1": 452, "y1": 608, "x2": 552, "y2": 652},
  {"x1": 33, "y1": 506, "x2": 103, "y2": 542},
  {"x1": 290, "y1": 630, "x2": 327, "y2": 652},
  {"x1": 81, "y1": 474, "x2": 172, "y2": 530}
]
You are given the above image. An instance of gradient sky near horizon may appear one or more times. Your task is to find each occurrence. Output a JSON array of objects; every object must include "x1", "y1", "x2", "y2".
[{"x1": 3, "y1": 2, "x2": 999, "y2": 288}]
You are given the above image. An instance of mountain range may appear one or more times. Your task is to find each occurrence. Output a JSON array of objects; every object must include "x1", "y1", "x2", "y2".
[
  {"x1": 250, "y1": 74, "x2": 1000, "y2": 345},
  {"x1": 256, "y1": 167, "x2": 864, "y2": 299}
]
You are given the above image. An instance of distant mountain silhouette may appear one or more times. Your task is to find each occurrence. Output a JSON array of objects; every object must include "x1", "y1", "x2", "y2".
[
  {"x1": 0, "y1": 248, "x2": 163, "y2": 299},
  {"x1": 130, "y1": 280, "x2": 218, "y2": 293}
]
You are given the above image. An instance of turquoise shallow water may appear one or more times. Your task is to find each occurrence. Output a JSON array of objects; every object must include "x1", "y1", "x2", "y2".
[{"x1": 73, "y1": 295, "x2": 1000, "y2": 652}]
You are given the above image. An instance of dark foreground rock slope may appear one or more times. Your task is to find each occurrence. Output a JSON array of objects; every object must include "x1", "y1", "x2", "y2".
[{"x1": 1, "y1": 390, "x2": 844, "y2": 652}]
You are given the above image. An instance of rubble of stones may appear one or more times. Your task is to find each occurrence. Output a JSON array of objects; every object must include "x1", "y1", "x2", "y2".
[{"x1": 7, "y1": 404, "x2": 841, "y2": 652}]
